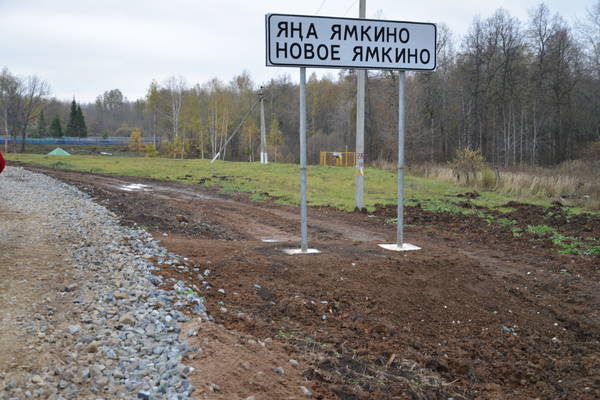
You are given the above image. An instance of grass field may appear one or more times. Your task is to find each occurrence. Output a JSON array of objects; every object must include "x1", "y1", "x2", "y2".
[{"x1": 5, "y1": 153, "x2": 568, "y2": 213}]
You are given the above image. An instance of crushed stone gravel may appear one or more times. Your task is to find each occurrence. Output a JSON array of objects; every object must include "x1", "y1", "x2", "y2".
[{"x1": 1, "y1": 167, "x2": 207, "y2": 399}]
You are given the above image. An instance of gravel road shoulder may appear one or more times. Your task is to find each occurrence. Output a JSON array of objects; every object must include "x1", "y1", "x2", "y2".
[
  {"x1": 1, "y1": 166, "x2": 320, "y2": 400},
  {"x1": 0, "y1": 167, "x2": 203, "y2": 399}
]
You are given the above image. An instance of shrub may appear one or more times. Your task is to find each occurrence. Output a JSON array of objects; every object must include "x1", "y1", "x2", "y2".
[
  {"x1": 145, "y1": 143, "x2": 159, "y2": 158},
  {"x1": 128, "y1": 129, "x2": 144, "y2": 152},
  {"x1": 450, "y1": 148, "x2": 486, "y2": 184},
  {"x1": 166, "y1": 138, "x2": 190, "y2": 158}
]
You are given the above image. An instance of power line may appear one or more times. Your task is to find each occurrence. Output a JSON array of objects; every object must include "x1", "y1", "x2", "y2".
[
  {"x1": 372, "y1": 9, "x2": 384, "y2": 20},
  {"x1": 343, "y1": 0, "x2": 359, "y2": 16},
  {"x1": 315, "y1": 0, "x2": 327, "y2": 14}
]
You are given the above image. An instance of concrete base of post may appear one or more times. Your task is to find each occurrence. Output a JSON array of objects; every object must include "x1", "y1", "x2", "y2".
[
  {"x1": 260, "y1": 152, "x2": 268, "y2": 164},
  {"x1": 378, "y1": 243, "x2": 421, "y2": 252},
  {"x1": 283, "y1": 248, "x2": 320, "y2": 255}
]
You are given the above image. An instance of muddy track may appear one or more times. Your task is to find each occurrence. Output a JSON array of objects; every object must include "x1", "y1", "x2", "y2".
[
  {"x1": 21, "y1": 165, "x2": 386, "y2": 243},
  {"x1": 17, "y1": 164, "x2": 600, "y2": 400}
]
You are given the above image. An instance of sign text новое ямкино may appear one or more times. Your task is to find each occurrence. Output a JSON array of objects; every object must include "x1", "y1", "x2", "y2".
[{"x1": 266, "y1": 14, "x2": 436, "y2": 71}]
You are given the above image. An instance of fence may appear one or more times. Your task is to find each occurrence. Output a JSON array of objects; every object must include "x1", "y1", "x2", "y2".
[
  {"x1": 0, "y1": 137, "x2": 161, "y2": 146},
  {"x1": 319, "y1": 151, "x2": 356, "y2": 167}
]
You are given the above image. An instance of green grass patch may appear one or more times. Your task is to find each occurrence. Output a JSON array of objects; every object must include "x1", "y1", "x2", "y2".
[
  {"x1": 7, "y1": 154, "x2": 554, "y2": 212},
  {"x1": 182, "y1": 288, "x2": 199, "y2": 297},
  {"x1": 497, "y1": 218, "x2": 518, "y2": 227},
  {"x1": 550, "y1": 234, "x2": 583, "y2": 255},
  {"x1": 526, "y1": 224, "x2": 557, "y2": 236},
  {"x1": 523, "y1": 225, "x2": 600, "y2": 255},
  {"x1": 511, "y1": 227, "x2": 523, "y2": 238}
]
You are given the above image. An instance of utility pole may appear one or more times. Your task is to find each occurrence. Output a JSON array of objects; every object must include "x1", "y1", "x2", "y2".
[
  {"x1": 259, "y1": 86, "x2": 268, "y2": 164},
  {"x1": 355, "y1": 0, "x2": 366, "y2": 210}
]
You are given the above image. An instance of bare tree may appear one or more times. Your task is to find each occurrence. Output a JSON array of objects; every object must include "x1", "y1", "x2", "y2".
[
  {"x1": 0, "y1": 69, "x2": 50, "y2": 152},
  {"x1": 147, "y1": 77, "x2": 186, "y2": 158},
  {"x1": 0, "y1": 68, "x2": 19, "y2": 150}
]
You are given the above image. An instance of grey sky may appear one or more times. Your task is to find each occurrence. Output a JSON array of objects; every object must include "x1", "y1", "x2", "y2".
[{"x1": 0, "y1": 0, "x2": 593, "y2": 102}]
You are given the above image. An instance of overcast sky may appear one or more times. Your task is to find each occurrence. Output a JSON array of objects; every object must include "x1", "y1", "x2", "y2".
[{"x1": 0, "y1": 0, "x2": 594, "y2": 102}]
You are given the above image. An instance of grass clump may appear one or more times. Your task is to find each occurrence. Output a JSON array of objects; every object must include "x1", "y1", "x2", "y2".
[
  {"x1": 497, "y1": 218, "x2": 517, "y2": 227},
  {"x1": 526, "y1": 225, "x2": 557, "y2": 236},
  {"x1": 480, "y1": 168, "x2": 497, "y2": 190}
]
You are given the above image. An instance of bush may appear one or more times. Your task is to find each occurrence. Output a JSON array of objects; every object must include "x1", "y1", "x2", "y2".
[
  {"x1": 450, "y1": 148, "x2": 486, "y2": 184},
  {"x1": 128, "y1": 129, "x2": 144, "y2": 152},
  {"x1": 166, "y1": 138, "x2": 190, "y2": 158},
  {"x1": 145, "y1": 143, "x2": 159, "y2": 158}
]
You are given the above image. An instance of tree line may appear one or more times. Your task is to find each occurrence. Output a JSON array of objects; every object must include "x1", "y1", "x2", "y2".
[
  {"x1": 0, "y1": 68, "x2": 88, "y2": 151},
  {"x1": 2, "y1": 2, "x2": 599, "y2": 165}
]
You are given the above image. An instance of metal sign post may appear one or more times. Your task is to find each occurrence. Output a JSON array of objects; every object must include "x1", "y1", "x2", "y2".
[
  {"x1": 398, "y1": 70, "x2": 406, "y2": 246},
  {"x1": 379, "y1": 71, "x2": 420, "y2": 252},
  {"x1": 284, "y1": 67, "x2": 319, "y2": 255},
  {"x1": 299, "y1": 68, "x2": 309, "y2": 252}
]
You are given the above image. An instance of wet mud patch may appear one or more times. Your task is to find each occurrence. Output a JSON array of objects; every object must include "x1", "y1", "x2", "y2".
[{"x1": 79, "y1": 185, "x2": 243, "y2": 240}]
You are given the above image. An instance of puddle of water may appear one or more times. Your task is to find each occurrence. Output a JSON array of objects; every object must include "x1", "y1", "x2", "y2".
[{"x1": 120, "y1": 184, "x2": 152, "y2": 192}]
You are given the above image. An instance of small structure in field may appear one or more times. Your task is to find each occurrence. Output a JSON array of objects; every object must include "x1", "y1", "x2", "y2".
[
  {"x1": 47, "y1": 148, "x2": 71, "y2": 156},
  {"x1": 320, "y1": 151, "x2": 355, "y2": 167}
]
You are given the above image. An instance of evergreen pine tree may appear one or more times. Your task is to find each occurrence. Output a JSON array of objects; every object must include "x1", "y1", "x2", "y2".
[
  {"x1": 49, "y1": 117, "x2": 63, "y2": 138},
  {"x1": 76, "y1": 105, "x2": 87, "y2": 138},
  {"x1": 36, "y1": 112, "x2": 48, "y2": 137},
  {"x1": 66, "y1": 99, "x2": 77, "y2": 137}
]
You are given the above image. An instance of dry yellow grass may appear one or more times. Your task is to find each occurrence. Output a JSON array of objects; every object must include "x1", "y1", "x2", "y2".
[{"x1": 407, "y1": 160, "x2": 600, "y2": 210}]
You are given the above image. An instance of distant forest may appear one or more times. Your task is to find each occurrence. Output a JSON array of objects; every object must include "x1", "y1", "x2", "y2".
[{"x1": 2, "y1": 3, "x2": 600, "y2": 166}]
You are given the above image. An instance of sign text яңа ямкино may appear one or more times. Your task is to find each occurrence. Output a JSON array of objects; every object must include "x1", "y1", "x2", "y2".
[{"x1": 266, "y1": 14, "x2": 436, "y2": 71}]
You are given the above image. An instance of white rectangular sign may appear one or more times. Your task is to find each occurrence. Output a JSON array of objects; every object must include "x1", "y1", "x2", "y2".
[{"x1": 266, "y1": 14, "x2": 436, "y2": 71}]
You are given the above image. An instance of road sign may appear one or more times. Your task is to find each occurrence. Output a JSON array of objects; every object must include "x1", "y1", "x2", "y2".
[
  {"x1": 267, "y1": 12, "x2": 434, "y2": 254},
  {"x1": 266, "y1": 14, "x2": 436, "y2": 71}
]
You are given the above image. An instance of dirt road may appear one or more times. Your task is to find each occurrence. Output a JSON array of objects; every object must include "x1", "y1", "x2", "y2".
[
  {"x1": 0, "y1": 178, "x2": 89, "y2": 398},
  {"x1": 0, "y1": 209, "x2": 68, "y2": 382},
  {"x1": 17, "y1": 165, "x2": 600, "y2": 399}
]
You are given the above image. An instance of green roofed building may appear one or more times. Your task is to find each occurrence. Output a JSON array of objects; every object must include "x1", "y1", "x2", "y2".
[{"x1": 47, "y1": 148, "x2": 71, "y2": 156}]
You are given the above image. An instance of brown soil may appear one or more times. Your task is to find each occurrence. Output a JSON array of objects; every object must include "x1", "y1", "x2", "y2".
[
  {"x1": 18, "y1": 165, "x2": 600, "y2": 400},
  {"x1": 181, "y1": 319, "x2": 318, "y2": 399}
]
